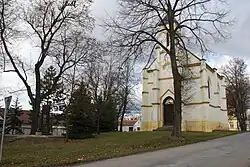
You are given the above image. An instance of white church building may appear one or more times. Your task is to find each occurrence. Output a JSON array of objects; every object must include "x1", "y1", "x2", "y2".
[{"x1": 141, "y1": 19, "x2": 229, "y2": 132}]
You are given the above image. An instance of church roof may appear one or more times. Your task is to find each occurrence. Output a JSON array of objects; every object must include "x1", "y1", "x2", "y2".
[
  {"x1": 157, "y1": 16, "x2": 178, "y2": 26},
  {"x1": 144, "y1": 50, "x2": 224, "y2": 80}
]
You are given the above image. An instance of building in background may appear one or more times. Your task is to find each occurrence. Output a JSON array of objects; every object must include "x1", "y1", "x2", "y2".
[
  {"x1": 118, "y1": 112, "x2": 141, "y2": 132},
  {"x1": 228, "y1": 110, "x2": 250, "y2": 131},
  {"x1": 0, "y1": 108, "x2": 65, "y2": 136},
  {"x1": 118, "y1": 119, "x2": 141, "y2": 132}
]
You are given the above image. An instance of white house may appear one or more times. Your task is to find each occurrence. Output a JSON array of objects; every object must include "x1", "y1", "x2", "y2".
[
  {"x1": 118, "y1": 119, "x2": 141, "y2": 132},
  {"x1": 228, "y1": 109, "x2": 250, "y2": 131}
]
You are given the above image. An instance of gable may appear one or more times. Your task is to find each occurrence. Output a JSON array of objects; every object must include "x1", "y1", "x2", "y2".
[
  {"x1": 160, "y1": 89, "x2": 175, "y2": 102},
  {"x1": 144, "y1": 47, "x2": 224, "y2": 81}
]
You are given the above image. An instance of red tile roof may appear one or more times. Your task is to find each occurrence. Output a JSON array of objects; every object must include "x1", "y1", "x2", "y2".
[
  {"x1": 119, "y1": 120, "x2": 137, "y2": 126},
  {"x1": 20, "y1": 110, "x2": 31, "y2": 124}
]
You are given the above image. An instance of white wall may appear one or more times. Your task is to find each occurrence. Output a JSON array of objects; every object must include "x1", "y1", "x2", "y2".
[
  {"x1": 142, "y1": 49, "x2": 229, "y2": 131},
  {"x1": 118, "y1": 120, "x2": 141, "y2": 132},
  {"x1": 21, "y1": 125, "x2": 66, "y2": 136}
]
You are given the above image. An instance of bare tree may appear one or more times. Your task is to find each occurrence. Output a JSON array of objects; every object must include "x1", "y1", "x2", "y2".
[
  {"x1": 222, "y1": 58, "x2": 250, "y2": 131},
  {"x1": 106, "y1": 0, "x2": 232, "y2": 136},
  {"x1": 0, "y1": 0, "x2": 94, "y2": 134},
  {"x1": 118, "y1": 59, "x2": 138, "y2": 132},
  {"x1": 0, "y1": 54, "x2": 3, "y2": 70},
  {"x1": 82, "y1": 41, "x2": 139, "y2": 134},
  {"x1": 64, "y1": 63, "x2": 78, "y2": 142},
  {"x1": 179, "y1": 53, "x2": 196, "y2": 105},
  {"x1": 86, "y1": 45, "x2": 120, "y2": 134}
]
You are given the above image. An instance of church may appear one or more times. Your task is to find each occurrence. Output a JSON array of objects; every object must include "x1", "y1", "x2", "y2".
[{"x1": 141, "y1": 19, "x2": 229, "y2": 132}]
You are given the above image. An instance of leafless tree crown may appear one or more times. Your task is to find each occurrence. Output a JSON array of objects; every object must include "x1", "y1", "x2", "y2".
[{"x1": 222, "y1": 58, "x2": 250, "y2": 131}]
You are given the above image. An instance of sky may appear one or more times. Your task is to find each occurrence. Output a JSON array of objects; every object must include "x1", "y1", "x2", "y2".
[
  {"x1": 1, "y1": 0, "x2": 250, "y2": 109},
  {"x1": 91, "y1": 0, "x2": 250, "y2": 69}
]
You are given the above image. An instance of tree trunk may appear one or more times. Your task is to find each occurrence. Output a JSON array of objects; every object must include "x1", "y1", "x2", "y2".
[
  {"x1": 171, "y1": 76, "x2": 182, "y2": 137},
  {"x1": 96, "y1": 109, "x2": 101, "y2": 135},
  {"x1": 237, "y1": 121, "x2": 240, "y2": 131},
  {"x1": 30, "y1": 65, "x2": 41, "y2": 135},
  {"x1": 65, "y1": 108, "x2": 69, "y2": 142},
  {"x1": 168, "y1": 12, "x2": 182, "y2": 137},
  {"x1": 115, "y1": 115, "x2": 119, "y2": 131},
  {"x1": 97, "y1": 116, "x2": 100, "y2": 135},
  {"x1": 119, "y1": 97, "x2": 127, "y2": 132},
  {"x1": 120, "y1": 64, "x2": 129, "y2": 132},
  {"x1": 119, "y1": 111, "x2": 125, "y2": 132},
  {"x1": 235, "y1": 105, "x2": 247, "y2": 132},
  {"x1": 239, "y1": 120, "x2": 247, "y2": 131},
  {"x1": 30, "y1": 101, "x2": 40, "y2": 135}
]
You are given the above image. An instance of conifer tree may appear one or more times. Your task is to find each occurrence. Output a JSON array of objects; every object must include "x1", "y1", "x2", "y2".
[
  {"x1": 40, "y1": 66, "x2": 64, "y2": 134},
  {"x1": 6, "y1": 97, "x2": 23, "y2": 134},
  {"x1": 41, "y1": 66, "x2": 64, "y2": 106},
  {"x1": 67, "y1": 82, "x2": 95, "y2": 139},
  {"x1": 99, "y1": 97, "x2": 117, "y2": 132}
]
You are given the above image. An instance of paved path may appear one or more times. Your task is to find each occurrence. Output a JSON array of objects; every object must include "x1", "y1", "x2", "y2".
[{"x1": 74, "y1": 133, "x2": 250, "y2": 167}]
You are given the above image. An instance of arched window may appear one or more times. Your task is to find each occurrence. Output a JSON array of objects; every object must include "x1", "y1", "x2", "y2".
[
  {"x1": 217, "y1": 82, "x2": 221, "y2": 103},
  {"x1": 164, "y1": 54, "x2": 170, "y2": 62},
  {"x1": 208, "y1": 78, "x2": 211, "y2": 99},
  {"x1": 164, "y1": 97, "x2": 174, "y2": 105},
  {"x1": 217, "y1": 83, "x2": 220, "y2": 93}
]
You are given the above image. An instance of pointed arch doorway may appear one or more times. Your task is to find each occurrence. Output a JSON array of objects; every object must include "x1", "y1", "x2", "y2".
[{"x1": 163, "y1": 97, "x2": 174, "y2": 126}]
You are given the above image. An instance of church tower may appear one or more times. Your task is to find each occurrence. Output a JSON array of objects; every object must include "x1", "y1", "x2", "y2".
[
  {"x1": 155, "y1": 16, "x2": 179, "y2": 66},
  {"x1": 141, "y1": 16, "x2": 179, "y2": 131}
]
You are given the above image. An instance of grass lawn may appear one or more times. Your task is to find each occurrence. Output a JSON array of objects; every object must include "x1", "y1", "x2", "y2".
[{"x1": 1, "y1": 131, "x2": 239, "y2": 167}]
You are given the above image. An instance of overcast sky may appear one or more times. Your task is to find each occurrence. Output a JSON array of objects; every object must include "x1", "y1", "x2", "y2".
[
  {"x1": 1, "y1": 0, "x2": 250, "y2": 109},
  {"x1": 91, "y1": 0, "x2": 250, "y2": 71}
]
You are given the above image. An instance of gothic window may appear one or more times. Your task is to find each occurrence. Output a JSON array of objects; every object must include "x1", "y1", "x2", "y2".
[
  {"x1": 164, "y1": 54, "x2": 170, "y2": 62},
  {"x1": 217, "y1": 82, "x2": 221, "y2": 104},
  {"x1": 217, "y1": 83, "x2": 220, "y2": 93},
  {"x1": 208, "y1": 78, "x2": 211, "y2": 99},
  {"x1": 165, "y1": 98, "x2": 174, "y2": 105}
]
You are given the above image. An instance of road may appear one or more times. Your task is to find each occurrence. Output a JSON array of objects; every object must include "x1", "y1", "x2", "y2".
[{"x1": 74, "y1": 133, "x2": 250, "y2": 167}]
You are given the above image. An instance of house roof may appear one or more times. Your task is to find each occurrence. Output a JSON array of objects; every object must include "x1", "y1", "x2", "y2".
[
  {"x1": 119, "y1": 120, "x2": 138, "y2": 126},
  {"x1": 187, "y1": 51, "x2": 224, "y2": 80}
]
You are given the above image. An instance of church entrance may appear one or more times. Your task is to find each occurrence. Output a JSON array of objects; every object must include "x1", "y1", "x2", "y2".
[{"x1": 163, "y1": 97, "x2": 174, "y2": 126}]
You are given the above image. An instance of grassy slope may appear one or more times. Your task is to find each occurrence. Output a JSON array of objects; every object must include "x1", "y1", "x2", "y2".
[{"x1": 1, "y1": 131, "x2": 239, "y2": 167}]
